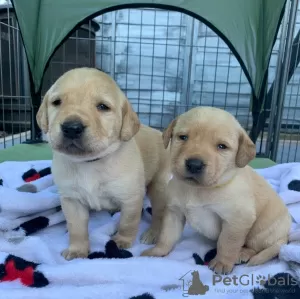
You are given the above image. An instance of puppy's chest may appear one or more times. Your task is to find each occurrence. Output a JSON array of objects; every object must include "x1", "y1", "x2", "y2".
[
  {"x1": 183, "y1": 204, "x2": 222, "y2": 241},
  {"x1": 54, "y1": 165, "x2": 120, "y2": 211}
]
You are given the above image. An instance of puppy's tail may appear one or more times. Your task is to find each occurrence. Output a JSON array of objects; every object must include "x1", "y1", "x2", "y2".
[{"x1": 247, "y1": 240, "x2": 286, "y2": 266}]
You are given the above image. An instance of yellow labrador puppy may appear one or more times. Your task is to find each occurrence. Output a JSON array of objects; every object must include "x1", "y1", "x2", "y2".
[
  {"x1": 36, "y1": 67, "x2": 169, "y2": 260},
  {"x1": 141, "y1": 106, "x2": 291, "y2": 274}
]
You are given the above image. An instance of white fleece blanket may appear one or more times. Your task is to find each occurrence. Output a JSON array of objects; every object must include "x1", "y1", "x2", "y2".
[{"x1": 0, "y1": 160, "x2": 300, "y2": 299}]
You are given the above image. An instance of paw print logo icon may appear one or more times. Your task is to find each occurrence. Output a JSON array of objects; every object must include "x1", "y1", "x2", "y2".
[{"x1": 256, "y1": 275, "x2": 266, "y2": 286}]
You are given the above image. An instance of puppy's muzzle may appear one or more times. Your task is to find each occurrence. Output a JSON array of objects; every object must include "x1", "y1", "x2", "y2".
[
  {"x1": 185, "y1": 158, "x2": 205, "y2": 174},
  {"x1": 61, "y1": 120, "x2": 85, "y2": 140}
]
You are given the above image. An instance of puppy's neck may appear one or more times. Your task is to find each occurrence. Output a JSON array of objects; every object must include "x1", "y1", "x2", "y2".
[
  {"x1": 210, "y1": 173, "x2": 237, "y2": 189},
  {"x1": 206, "y1": 168, "x2": 242, "y2": 189},
  {"x1": 84, "y1": 157, "x2": 102, "y2": 163},
  {"x1": 53, "y1": 141, "x2": 125, "y2": 164},
  {"x1": 195, "y1": 169, "x2": 239, "y2": 190}
]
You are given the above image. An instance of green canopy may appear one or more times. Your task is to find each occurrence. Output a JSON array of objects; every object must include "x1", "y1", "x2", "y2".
[
  {"x1": 10, "y1": 0, "x2": 286, "y2": 139},
  {"x1": 12, "y1": 0, "x2": 286, "y2": 97}
]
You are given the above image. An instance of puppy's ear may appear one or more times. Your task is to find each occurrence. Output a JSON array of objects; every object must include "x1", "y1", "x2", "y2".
[
  {"x1": 36, "y1": 92, "x2": 49, "y2": 134},
  {"x1": 236, "y1": 129, "x2": 256, "y2": 168},
  {"x1": 162, "y1": 118, "x2": 177, "y2": 149},
  {"x1": 120, "y1": 98, "x2": 140, "y2": 141}
]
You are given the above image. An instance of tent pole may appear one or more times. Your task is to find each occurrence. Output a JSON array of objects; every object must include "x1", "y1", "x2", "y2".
[
  {"x1": 23, "y1": 89, "x2": 43, "y2": 143},
  {"x1": 23, "y1": 71, "x2": 43, "y2": 143},
  {"x1": 270, "y1": 0, "x2": 299, "y2": 161},
  {"x1": 31, "y1": 91, "x2": 42, "y2": 140},
  {"x1": 265, "y1": 0, "x2": 291, "y2": 156}
]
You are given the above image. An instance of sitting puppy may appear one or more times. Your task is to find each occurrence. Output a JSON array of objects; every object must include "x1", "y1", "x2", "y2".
[
  {"x1": 36, "y1": 67, "x2": 169, "y2": 260},
  {"x1": 141, "y1": 106, "x2": 291, "y2": 274}
]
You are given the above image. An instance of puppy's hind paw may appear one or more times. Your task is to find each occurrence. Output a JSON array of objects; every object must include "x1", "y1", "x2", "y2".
[
  {"x1": 236, "y1": 247, "x2": 256, "y2": 265},
  {"x1": 140, "y1": 228, "x2": 159, "y2": 245},
  {"x1": 111, "y1": 234, "x2": 133, "y2": 249},
  {"x1": 140, "y1": 246, "x2": 169, "y2": 257}
]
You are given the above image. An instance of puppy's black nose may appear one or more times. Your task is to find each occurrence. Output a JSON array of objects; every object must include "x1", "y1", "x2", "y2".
[
  {"x1": 185, "y1": 158, "x2": 205, "y2": 174},
  {"x1": 61, "y1": 121, "x2": 85, "y2": 139}
]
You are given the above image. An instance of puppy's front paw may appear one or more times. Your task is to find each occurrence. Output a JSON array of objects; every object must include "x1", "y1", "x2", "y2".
[
  {"x1": 140, "y1": 228, "x2": 159, "y2": 245},
  {"x1": 61, "y1": 247, "x2": 89, "y2": 260},
  {"x1": 140, "y1": 246, "x2": 169, "y2": 257},
  {"x1": 111, "y1": 234, "x2": 133, "y2": 249},
  {"x1": 209, "y1": 257, "x2": 235, "y2": 274}
]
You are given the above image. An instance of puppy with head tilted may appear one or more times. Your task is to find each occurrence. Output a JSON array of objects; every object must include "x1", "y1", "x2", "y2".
[
  {"x1": 141, "y1": 107, "x2": 291, "y2": 274},
  {"x1": 36, "y1": 67, "x2": 169, "y2": 260}
]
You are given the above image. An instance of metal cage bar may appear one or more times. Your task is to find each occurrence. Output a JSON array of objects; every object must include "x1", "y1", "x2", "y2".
[{"x1": 270, "y1": 0, "x2": 299, "y2": 161}]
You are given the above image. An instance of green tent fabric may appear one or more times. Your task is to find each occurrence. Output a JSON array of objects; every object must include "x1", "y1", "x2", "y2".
[{"x1": 11, "y1": 0, "x2": 286, "y2": 99}]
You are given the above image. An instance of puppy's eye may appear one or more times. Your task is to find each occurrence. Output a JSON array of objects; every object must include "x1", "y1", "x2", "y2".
[
  {"x1": 178, "y1": 135, "x2": 188, "y2": 141},
  {"x1": 217, "y1": 144, "x2": 227, "y2": 150},
  {"x1": 97, "y1": 103, "x2": 110, "y2": 111},
  {"x1": 52, "y1": 99, "x2": 61, "y2": 107}
]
